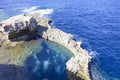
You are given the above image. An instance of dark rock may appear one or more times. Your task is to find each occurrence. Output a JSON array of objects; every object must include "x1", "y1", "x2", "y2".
[{"x1": 67, "y1": 70, "x2": 83, "y2": 80}]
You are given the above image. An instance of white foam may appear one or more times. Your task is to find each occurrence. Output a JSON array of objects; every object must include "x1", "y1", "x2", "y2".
[
  {"x1": 88, "y1": 50, "x2": 99, "y2": 58},
  {"x1": 21, "y1": 6, "x2": 39, "y2": 13},
  {"x1": 90, "y1": 60, "x2": 120, "y2": 80},
  {"x1": 21, "y1": 6, "x2": 54, "y2": 17},
  {"x1": 91, "y1": 64, "x2": 109, "y2": 80},
  {"x1": 28, "y1": 9, "x2": 54, "y2": 17}
]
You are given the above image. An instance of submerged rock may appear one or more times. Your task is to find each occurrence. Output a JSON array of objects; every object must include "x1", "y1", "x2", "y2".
[
  {"x1": 0, "y1": 40, "x2": 42, "y2": 66},
  {"x1": 0, "y1": 13, "x2": 91, "y2": 80}
]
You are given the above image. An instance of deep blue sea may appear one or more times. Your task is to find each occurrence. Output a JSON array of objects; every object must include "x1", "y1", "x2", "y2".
[{"x1": 0, "y1": 0, "x2": 120, "y2": 80}]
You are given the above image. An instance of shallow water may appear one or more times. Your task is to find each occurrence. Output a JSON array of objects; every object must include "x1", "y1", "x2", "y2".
[
  {"x1": 0, "y1": 0, "x2": 120, "y2": 80},
  {"x1": 0, "y1": 38, "x2": 73, "y2": 80},
  {"x1": 24, "y1": 39, "x2": 73, "y2": 80}
]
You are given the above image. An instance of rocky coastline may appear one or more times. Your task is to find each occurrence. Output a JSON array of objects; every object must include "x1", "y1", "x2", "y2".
[{"x1": 0, "y1": 13, "x2": 91, "y2": 80}]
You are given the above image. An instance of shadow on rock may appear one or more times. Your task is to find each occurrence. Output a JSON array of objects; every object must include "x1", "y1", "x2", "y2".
[{"x1": 67, "y1": 70, "x2": 83, "y2": 80}]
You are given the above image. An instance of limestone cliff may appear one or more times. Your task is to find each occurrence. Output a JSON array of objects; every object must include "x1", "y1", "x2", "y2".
[
  {"x1": 0, "y1": 14, "x2": 51, "y2": 42},
  {"x1": 0, "y1": 13, "x2": 91, "y2": 80},
  {"x1": 42, "y1": 28, "x2": 91, "y2": 80}
]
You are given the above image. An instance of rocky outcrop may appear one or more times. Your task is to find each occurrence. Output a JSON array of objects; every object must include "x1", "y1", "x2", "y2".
[
  {"x1": 42, "y1": 28, "x2": 91, "y2": 80},
  {"x1": 0, "y1": 13, "x2": 91, "y2": 80},
  {"x1": 0, "y1": 15, "x2": 37, "y2": 41},
  {"x1": 66, "y1": 54, "x2": 90, "y2": 80},
  {"x1": 0, "y1": 14, "x2": 51, "y2": 42},
  {"x1": 0, "y1": 14, "x2": 49, "y2": 65}
]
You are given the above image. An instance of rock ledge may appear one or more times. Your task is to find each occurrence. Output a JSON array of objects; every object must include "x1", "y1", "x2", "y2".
[{"x1": 0, "y1": 13, "x2": 91, "y2": 80}]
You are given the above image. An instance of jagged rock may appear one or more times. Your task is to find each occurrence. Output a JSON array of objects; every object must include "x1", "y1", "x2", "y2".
[
  {"x1": 0, "y1": 14, "x2": 51, "y2": 42},
  {"x1": 0, "y1": 15, "x2": 37, "y2": 32},
  {"x1": 42, "y1": 28, "x2": 91, "y2": 80},
  {"x1": 0, "y1": 15, "x2": 37, "y2": 41},
  {"x1": 0, "y1": 13, "x2": 91, "y2": 80},
  {"x1": 66, "y1": 54, "x2": 90, "y2": 80}
]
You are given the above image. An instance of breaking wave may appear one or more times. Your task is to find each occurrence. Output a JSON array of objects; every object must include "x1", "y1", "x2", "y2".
[
  {"x1": 21, "y1": 6, "x2": 54, "y2": 17},
  {"x1": 90, "y1": 62, "x2": 120, "y2": 80},
  {"x1": 21, "y1": 6, "x2": 39, "y2": 13}
]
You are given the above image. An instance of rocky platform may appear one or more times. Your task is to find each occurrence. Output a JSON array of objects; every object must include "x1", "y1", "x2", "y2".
[{"x1": 0, "y1": 13, "x2": 91, "y2": 80}]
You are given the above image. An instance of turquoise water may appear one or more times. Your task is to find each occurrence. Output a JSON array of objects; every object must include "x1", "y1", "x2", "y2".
[
  {"x1": 25, "y1": 39, "x2": 73, "y2": 80},
  {"x1": 0, "y1": 0, "x2": 120, "y2": 80}
]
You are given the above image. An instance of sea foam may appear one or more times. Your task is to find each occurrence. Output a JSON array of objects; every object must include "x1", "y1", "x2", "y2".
[
  {"x1": 29, "y1": 9, "x2": 54, "y2": 17},
  {"x1": 21, "y1": 6, "x2": 54, "y2": 17},
  {"x1": 21, "y1": 6, "x2": 39, "y2": 13}
]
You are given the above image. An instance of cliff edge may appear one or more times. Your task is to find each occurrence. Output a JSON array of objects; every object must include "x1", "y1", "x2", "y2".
[{"x1": 0, "y1": 13, "x2": 91, "y2": 80}]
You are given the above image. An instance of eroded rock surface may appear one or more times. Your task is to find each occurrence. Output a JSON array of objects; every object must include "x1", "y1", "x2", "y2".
[
  {"x1": 66, "y1": 54, "x2": 90, "y2": 80},
  {"x1": 0, "y1": 15, "x2": 36, "y2": 41},
  {"x1": 0, "y1": 14, "x2": 51, "y2": 42},
  {"x1": 0, "y1": 13, "x2": 91, "y2": 80},
  {"x1": 42, "y1": 28, "x2": 91, "y2": 80}
]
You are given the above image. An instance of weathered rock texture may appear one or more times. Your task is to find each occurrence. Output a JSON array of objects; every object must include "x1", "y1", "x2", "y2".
[
  {"x1": 0, "y1": 14, "x2": 49, "y2": 65},
  {"x1": 0, "y1": 15, "x2": 37, "y2": 41},
  {"x1": 0, "y1": 13, "x2": 91, "y2": 80},
  {"x1": 0, "y1": 14, "x2": 51, "y2": 42},
  {"x1": 42, "y1": 28, "x2": 91, "y2": 80}
]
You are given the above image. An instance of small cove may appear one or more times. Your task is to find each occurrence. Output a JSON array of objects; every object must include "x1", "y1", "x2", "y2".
[{"x1": 24, "y1": 38, "x2": 73, "y2": 80}]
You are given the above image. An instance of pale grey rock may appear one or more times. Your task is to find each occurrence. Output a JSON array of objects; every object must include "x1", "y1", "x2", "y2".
[
  {"x1": 0, "y1": 15, "x2": 37, "y2": 32},
  {"x1": 0, "y1": 15, "x2": 37, "y2": 41},
  {"x1": 0, "y1": 13, "x2": 91, "y2": 80},
  {"x1": 42, "y1": 28, "x2": 91, "y2": 80},
  {"x1": 66, "y1": 54, "x2": 90, "y2": 80},
  {"x1": 0, "y1": 14, "x2": 51, "y2": 42}
]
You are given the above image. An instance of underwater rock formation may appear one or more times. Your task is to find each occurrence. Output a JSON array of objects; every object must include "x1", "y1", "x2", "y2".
[{"x1": 0, "y1": 13, "x2": 91, "y2": 80}]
